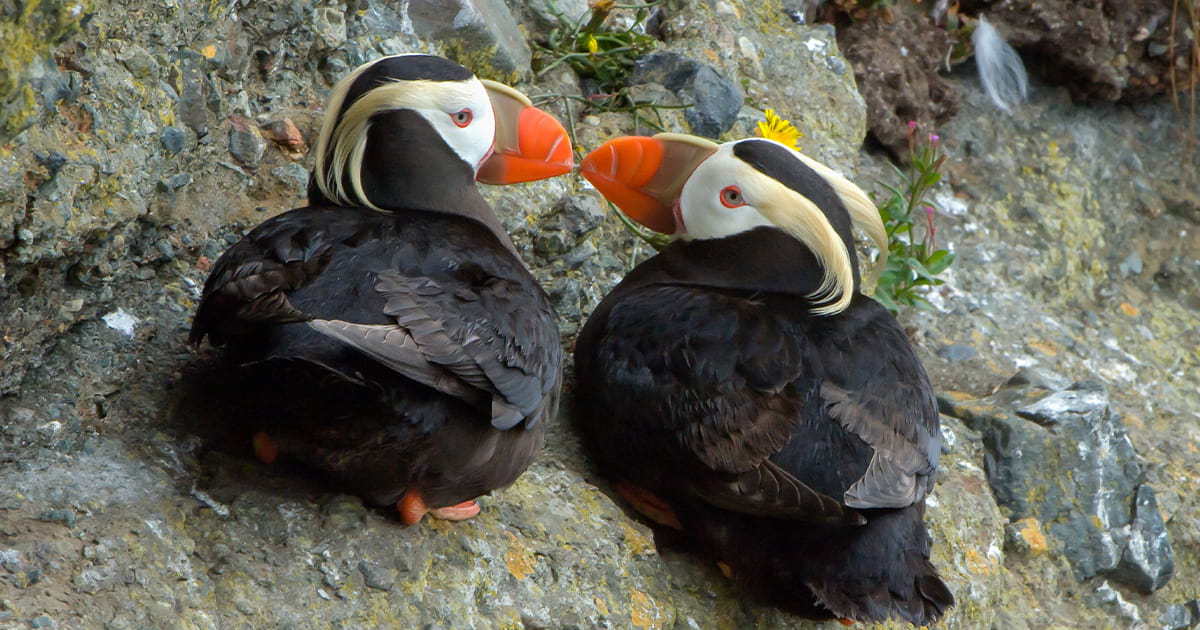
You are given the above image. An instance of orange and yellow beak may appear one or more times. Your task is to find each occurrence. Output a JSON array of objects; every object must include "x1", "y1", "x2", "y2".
[
  {"x1": 580, "y1": 133, "x2": 718, "y2": 234},
  {"x1": 476, "y1": 80, "x2": 573, "y2": 184}
]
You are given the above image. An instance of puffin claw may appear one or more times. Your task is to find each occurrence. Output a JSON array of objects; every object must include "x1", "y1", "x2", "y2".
[
  {"x1": 614, "y1": 481, "x2": 683, "y2": 530},
  {"x1": 252, "y1": 432, "x2": 278, "y2": 464}
]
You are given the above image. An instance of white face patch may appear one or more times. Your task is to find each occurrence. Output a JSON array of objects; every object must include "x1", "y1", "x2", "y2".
[
  {"x1": 409, "y1": 79, "x2": 496, "y2": 172},
  {"x1": 678, "y1": 144, "x2": 775, "y2": 240},
  {"x1": 677, "y1": 140, "x2": 857, "y2": 315},
  {"x1": 315, "y1": 70, "x2": 498, "y2": 209}
]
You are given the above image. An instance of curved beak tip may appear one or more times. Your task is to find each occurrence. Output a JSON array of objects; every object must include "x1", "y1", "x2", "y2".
[
  {"x1": 476, "y1": 106, "x2": 574, "y2": 184},
  {"x1": 579, "y1": 137, "x2": 677, "y2": 235}
]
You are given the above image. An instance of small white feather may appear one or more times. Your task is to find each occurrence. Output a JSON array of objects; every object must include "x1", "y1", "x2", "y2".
[{"x1": 973, "y1": 15, "x2": 1029, "y2": 113}]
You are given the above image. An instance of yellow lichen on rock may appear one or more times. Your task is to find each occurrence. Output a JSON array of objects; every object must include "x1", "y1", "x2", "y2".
[
  {"x1": 504, "y1": 531, "x2": 537, "y2": 580},
  {"x1": 1014, "y1": 517, "x2": 1049, "y2": 555},
  {"x1": 630, "y1": 589, "x2": 667, "y2": 629}
]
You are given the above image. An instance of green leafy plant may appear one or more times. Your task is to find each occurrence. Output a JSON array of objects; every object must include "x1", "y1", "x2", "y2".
[
  {"x1": 872, "y1": 121, "x2": 956, "y2": 313},
  {"x1": 533, "y1": 0, "x2": 688, "y2": 130}
]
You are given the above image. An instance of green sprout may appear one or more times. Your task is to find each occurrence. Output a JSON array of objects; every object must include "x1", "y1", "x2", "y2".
[
  {"x1": 609, "y1": 199, "x2": 672, "y2": 251},
  {"x1": 533, "y1": 0, "x2": 688, "y2": 130},
  {"x1": 871, "y1": 121, "x2": 956, "y2": 313}
]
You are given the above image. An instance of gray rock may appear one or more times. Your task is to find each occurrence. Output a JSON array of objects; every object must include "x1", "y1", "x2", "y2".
[
  {"x1": 1119, "y1": 252, "x2": 1143, "y2": 276},
  {"x1": 936, "y1": 343, "x2": 977, "y2": 362},
  {"x1": 1002, "y1": 366, "x2": 1073, "y2": 392},
  {"x1": 271, "y1": 163, "x2": 310, "y2": 190},
  {"x1": 508, "y1": 0, "x2": 589, "y2": 30},
  {"x1": 228, "y1": 117, "x2": 266, "y2": 167},
  {"x1": 1013, "y1": 381, "x2": 1107, "y2": 427},
  {"x1": 1159, "y1": 600, "x2": 1200, "y2": 630},
  {"x1": 630, "y1": 52, "x2": 744, "y2": 138},
  {"x1": 36, "y1": 509, "x2": 76, "y2": 528},
  {"x1": 30, "y1": 615, "x2": 56, "y2": 629},
  {"x1": 1112, "y1": 485, "x2": 1174, "y2": 593},
  {"x1": 406, "y1": 0, "x2": 532, "y2": 78},
  {"x1": 310, "y1": 6, "x2": 347, "y2": 50},
  {"x1": 358, "y1": 560, "x2": 395, "y2": 591},
  {"x1": 160, "y1": 127, "x2": 186, "y2": 155},
  {"x1": 532, "y1": 194, "x2": 605, "y2": 259},
  {"x1": 175, "y1": 54, "x2": 210, "y2": 137},
  {"x1": 158, "y1": 173, "x2": 193, "y2": 192},
  {"x1": 941, "y1": 375, "x2": 1175, "y2": 593}
]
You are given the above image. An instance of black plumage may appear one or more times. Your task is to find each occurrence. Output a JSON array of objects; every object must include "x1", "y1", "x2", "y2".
[
  {"x1": 574, "y1": 137, "x2": 953, "y2": 624},
  {"x1": 190, "y1": 55, "x2": 566, "y2": 523}
]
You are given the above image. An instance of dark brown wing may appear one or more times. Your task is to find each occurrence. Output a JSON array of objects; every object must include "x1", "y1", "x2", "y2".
[
  {"x1": 814, "y1": 297, "x2": 941, "y2": 509},
  {"x1": 576, "y1": 284, "x2": 858, "y2": 524},
  {"x1": 190, "y1": 209, "x2": 348, "y2": 344},
  {"x1": 307, "y1": 268, "x2": 562, "y2": 430},
  {"x1": 191, "y1": 207, "x2": 561, "y2": 432}
]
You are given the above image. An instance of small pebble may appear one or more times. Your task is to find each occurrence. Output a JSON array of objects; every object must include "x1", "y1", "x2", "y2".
[
  {"x1": 160, "y1": 127, "x2": 186, "y2": 154},
  {"x1": 937, "y1": 344, "x2": 977, "y2": 362},
  {"x1": 158, "y1": 173, "x2": 193, "y2": 192},
  {"x1": 30, "y1": 615, "x2": 55, "y2": 628},
  {"x1": 358, "y1": 560, "x2": 395, "y2": 592},
  {"x1": 37, "y1": 509, "x2": 77, "y2": 528},
  {"x1": 262, "y1": 118, "x2": 307, "y2": 154},
  {"x1": 271, "y1": 163, "x2": 309, "y2": 190},
  {"x1": 228, "y1": 115, "x2": 266, "y2": 166}
]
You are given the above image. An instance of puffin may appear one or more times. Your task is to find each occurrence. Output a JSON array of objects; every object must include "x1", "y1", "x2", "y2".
[
  {"x1": 190, "y1": 54, "x2": 571, "y2": 525},
  {"x1": 573, "y1": 133, "x2": 954, "y2": 624}
]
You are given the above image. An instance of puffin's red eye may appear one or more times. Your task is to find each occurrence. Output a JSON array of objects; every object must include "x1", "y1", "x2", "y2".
[
  {"x1": 451, "y1": 109, "x2": 473, "y2": 128},
  {"x1": 719, "y1": 185, "x2": 746, "y2": 208}
]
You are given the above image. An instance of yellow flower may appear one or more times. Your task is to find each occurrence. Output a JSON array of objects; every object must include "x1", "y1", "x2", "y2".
[
  {"x1": 585, "y1": 34, "x2": 599, "y2": 55},
  {"x1": 755, "y1": 109, "x2": 802, "y2": 149}
]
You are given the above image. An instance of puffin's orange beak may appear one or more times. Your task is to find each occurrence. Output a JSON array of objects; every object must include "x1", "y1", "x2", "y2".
[
  {"x1": 477, "y1": 81, "x2": 573, "y2": 184},
  {"x1": 580, "y1": 134, "x2": 717, "y2": 234},
  {"x1": 580, "y1": 136, "x2": 674, "y2": 233}
]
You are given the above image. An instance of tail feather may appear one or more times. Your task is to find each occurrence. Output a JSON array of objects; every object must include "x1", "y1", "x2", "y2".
[{"x1": 677, "y1": 499, "x2": 953, "y2": 625}]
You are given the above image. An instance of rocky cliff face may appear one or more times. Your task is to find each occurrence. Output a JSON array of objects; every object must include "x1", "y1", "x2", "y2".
[{"x1": 2, "y1": 1, "x2": 1198, "y2": 628}]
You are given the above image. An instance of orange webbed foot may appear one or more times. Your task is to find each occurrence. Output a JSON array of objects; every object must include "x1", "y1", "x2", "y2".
[
  {"x1": 614, "y1": 481, "x2": 683, "y2": 530},
  {"x1": 716, "y1": 561, "x2": 734, "y2": 580},
  {"x1": 837, "y1": 618, "x2": 855, "y2": 626},
  {"x1": 398, "y1": 489, "x2": 480, "y2": 525},
  {"x1": 252, "y1": 432, "x2": 278, "y2": 464},
  {"x1": 429, "y1": 500, "x2": 480, "y2": 521}
]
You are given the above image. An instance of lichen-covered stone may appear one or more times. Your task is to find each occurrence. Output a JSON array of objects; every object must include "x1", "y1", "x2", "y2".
[
  {"x1": 630, "y1": 51, "x2": 744, "y2": 139},
  {"x1": 941, "y1": 376, "x2": 1175, "y2": 593},
  {"x1": 407, "y1": 0, "x2": 532, "y2": 80}
]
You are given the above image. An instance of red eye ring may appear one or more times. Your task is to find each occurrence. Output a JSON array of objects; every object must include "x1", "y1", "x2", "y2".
[
  {"x1": 719, "y1": 185, "x2": 746, "y2": 208},
  {"x1": 451, "y1": 108, "x2": 473, "y2": 128}
]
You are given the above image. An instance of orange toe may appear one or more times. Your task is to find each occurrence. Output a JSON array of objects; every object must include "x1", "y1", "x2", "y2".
[
  {"x1": 398, "y1": 489, "x2": 428, "y2": 526},
  {"x1": 717, "y1": 561, "x2": 734, "y2": 579},
  {"x1": 838, "y1": 618, "x2": 855, "y2": 626},
  {"x1": 429, "y1": 500, "x2": 480, "y2": 521},
  {"x1": 252, "y1": 432, "x2": 278, "y2": 464},
  {"x1": 614, "y1": 481, "x2": 683, "y2": 530}
]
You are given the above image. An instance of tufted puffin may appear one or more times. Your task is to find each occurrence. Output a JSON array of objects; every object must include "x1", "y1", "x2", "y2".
[
  {"x1": 574, "y1": 133, "x2": 954, "y2": 624},
  {"x1": 190, "y1": 55, "x2": 571, "y2": 525}
]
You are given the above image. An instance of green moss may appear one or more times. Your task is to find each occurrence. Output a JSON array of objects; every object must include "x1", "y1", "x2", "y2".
[
  {"x1": 2, "y1": 84, "x2": 38, "y2": 137},
  {"x1": 440, "y1": 40, "x2": 521, "y2": 85},
  {"x1": 745, "y1": 0, "x2": 790, "y2": 34},
  {"x1": 0, "y1": 0, "x2": 91, "y2": 140}
]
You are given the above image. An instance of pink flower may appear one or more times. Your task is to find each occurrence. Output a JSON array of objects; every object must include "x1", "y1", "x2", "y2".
[
  {"x1": 907, "y1": 120, "x2": 918, "y2": 131},
  {"x1": 929, "y1": 133, "x2": 940, "y2": 145}
]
